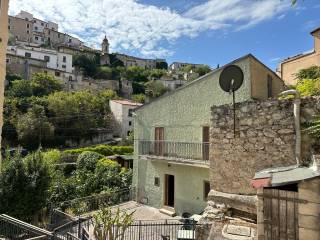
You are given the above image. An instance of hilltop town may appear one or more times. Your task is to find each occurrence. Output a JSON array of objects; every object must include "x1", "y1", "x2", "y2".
[{"x1": 1, "y1": 1, "x2": 320, "y2": 240}]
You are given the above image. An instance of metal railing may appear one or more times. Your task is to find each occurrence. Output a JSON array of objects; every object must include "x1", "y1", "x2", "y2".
[
  {"x1": 0, "y1": 214, "x2": 53, "y2": 240},
  {"x1": 109, "y1": 219, "x2": 204, "y2": 240},
  {"x1": 138, "y1": 140, "x2": 209, "y2": 163}
]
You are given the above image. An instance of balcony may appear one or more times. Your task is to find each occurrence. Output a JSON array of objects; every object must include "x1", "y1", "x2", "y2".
[{"x1": 138, "y1": 140, "x2": 209, "y2": 166}]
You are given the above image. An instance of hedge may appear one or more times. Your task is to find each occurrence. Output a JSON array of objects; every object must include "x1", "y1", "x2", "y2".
[{"x1": 64, "y1": 144, "x2": 133, "y2": 156}]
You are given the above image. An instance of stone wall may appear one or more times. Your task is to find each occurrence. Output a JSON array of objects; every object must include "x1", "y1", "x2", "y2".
[{"x1": 210, "y1": 97, "x2": 320, "y2": 196}]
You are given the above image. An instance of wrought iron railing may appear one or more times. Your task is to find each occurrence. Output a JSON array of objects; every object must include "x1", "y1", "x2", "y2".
[
  {"x1": 108, "y1": 218, "x2": 206, "y2": 240},
  {"x1": 138, "y1": 140, "x2": 209, "y2": 163},
  {"x1": 0, "y1": 214, "x2": 53, "y2": 240}
]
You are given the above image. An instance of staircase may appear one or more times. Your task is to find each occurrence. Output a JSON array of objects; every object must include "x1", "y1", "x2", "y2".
[{"x1": 159, "y1": 206, "x2": 176, "y2": 217}]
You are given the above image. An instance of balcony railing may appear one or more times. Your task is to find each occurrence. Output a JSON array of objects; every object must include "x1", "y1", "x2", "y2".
[{"x1": 138, "y1": 140, "x2": 209, "y2": 164}]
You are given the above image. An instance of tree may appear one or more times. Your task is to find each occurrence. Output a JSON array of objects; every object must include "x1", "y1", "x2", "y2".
[
  {"x1": 145, "y1": 81, "x2": 168, "y2": 98},
  {"x1": 93, "y1": 207, "x2": 134, "y2": 240},
  {"x1": 7, "y1": 80, "x2": 33, "y2": 98},
  {"x1": 194, "y1": 65, "x2": 211, "y2": 76},
  {"x1": 156, "y1": 61, "x2": 168, "y2": 70},
  {"x1": 147, "y1": 69, "x2": 167, "y2": 80},
  {"x1": 123, "y1": 66, "x2": 148, "y2": 82},
  {"x1": 96, "y1": 66, "x2": 113, "y2": 79},
  {"x1": 0, "y1": 151, "x2": 51, "y2": 222},
  {"x1": 47, "y1": 90, "x2": 108, "y2": 139},
  {"x1": 73, "y1": 54, "x2": 98, "y2": 77},
  {"x1": 16, "y1": 105, "x2": 54, "y2": 149},
  {"x1": 30, "y1": 73, "x2": 63, "y2": 96},
  {"x1": 295, "y1": 66, "x2": 320, "y2": 81},
  {"x1": 296, "y1": 78, "x2": 320, "y2": 97}
]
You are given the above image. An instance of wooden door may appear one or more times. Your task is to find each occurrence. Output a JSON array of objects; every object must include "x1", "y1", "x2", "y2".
[
  {"x1": 263, "y1": 189, "x2": 299, "y2": 240},
  {"x1": 202, "y1": 126, "x2": 209, "y2": 160},
  {"x1": 155, "y1": 127, "x2": 164, "y2": 156}
]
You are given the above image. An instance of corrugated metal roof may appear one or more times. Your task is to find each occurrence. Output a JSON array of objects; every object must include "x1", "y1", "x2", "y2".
[{"x1": 253, "y1": 165, "x2": 320, "y2": 187}]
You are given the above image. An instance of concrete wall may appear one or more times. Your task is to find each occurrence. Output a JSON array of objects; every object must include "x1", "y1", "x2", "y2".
[
  {"x1": 133, "y1": 55, "x2": 285, "y2": 215},
  {"x1": 138, "y1": 160, "x2": 210, "y2": 215},
  {"x1": 0, "y1": 0, "x2": 9, "y2": 169}
]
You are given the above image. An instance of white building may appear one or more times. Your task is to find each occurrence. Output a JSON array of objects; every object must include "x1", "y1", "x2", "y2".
[
  {"x1": 16, "y1": 10, "x2": 58, "y2": 32},
  {"x1": 109, "y1": 100, "x2": 142, "y2": 138},
  {"x1": 7, "y1": 45, "x2": 73, "y2": 73},
  {"x1": 169, "y1": 62, "x2": 204, "y2": 72}
]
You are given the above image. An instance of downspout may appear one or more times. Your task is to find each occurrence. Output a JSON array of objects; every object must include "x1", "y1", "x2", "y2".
[{"x1": 279, "y1": 90, "x2": 301, "y2": 165}]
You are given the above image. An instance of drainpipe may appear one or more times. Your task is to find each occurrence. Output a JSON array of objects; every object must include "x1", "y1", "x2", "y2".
[{"x1": 279, "y1": 89, "x2": 301, "y2": 165}]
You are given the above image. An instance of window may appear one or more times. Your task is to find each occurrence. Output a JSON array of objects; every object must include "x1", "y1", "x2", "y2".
[
  {"x1": 154, "y1": 177, "x2": 160, "y2": 187},
  {"x1": 27, "y1": 30, "x2": 30, "y2": 34},
  {"x1": 68, "y1": 38, "x2": 72, "y2": 43},
  {"x1": 44, "y1": 70, "x2": 48, "y2": 74},
  {"x1": 41, "y1": 22, "x2": 44, "y2": 26},
  {"x1": 128, "y1": 109, "x2": 133, "y2": 117},
  {"x1": 267, "y1": 74, "x2": 273, "y2": 98},
  {"x1": 6, "y1": 58, "x2": 10, "y2": 63},
  {"x1": 69, "y1": 76, "x2": 73, "y2": 81},
  {"x1": 63, "y1": 56, "x2": 66, "y2": 62},
  {"x1": 44, "y1": 56, "x2": 50, "y2": 62},
  {"x1": 55, "y1": 72, "x2": 61, "y2": 77},
  {"x1": 35, "y1": 36, "x2": 39, "y2": 40},
  {"x1": 58, "y1": 33, "x2": 60, "y2": 38},
  {"x1": 33, "y1": 20, "x2": 36, "y2": 23},
  {"x1": 35, "y1": 26, "x2": 38, "y2": 31},
  {"x1": 62, "y1": 65, "x2": 66, "y2": 69},
  {"x1": 26, "y1": 23, "x2": 30, "y2": 28},
  {"x1": 8, "y1": 26, "x2": 10, "y2": 30},
  {"x1": 129, "y1": 121, "x2": 132, "y2": 126},
  {"x1": 203, "y1": 181, "x2": 210, "y2": 201},
  {"x1": 25, "y1": 52, "x2": 31, "y2": 58},
  {"x1": 127, "y1": 131, "x2": 131, "y2": 136}
]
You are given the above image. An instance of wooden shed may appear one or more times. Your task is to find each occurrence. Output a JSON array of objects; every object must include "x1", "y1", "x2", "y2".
[{"x1": 252, "y1": 164, "x2": 320, "y2": 240}]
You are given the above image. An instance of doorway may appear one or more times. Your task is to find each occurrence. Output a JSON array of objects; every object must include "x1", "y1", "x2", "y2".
[{"x1": 164, "y1": 174, "x2": 175, "y2": 207}]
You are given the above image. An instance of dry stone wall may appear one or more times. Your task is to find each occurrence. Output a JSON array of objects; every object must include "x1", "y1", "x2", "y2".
[{"x1": 210, "y1": 97, "x2": 320, "y2": 195}]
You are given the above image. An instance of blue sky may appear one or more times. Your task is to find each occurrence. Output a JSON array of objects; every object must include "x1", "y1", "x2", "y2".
[{"x1": 9, "y1": 0, "x2": 320, "y2": 71}]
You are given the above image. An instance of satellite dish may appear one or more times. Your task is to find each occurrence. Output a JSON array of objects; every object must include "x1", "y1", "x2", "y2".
[
  {"x1": 218, "y1": 65, "x2": 244, "y2": 138},
  {"x1": 219, "y1": 65, "x2": 244, "y2": 93}
]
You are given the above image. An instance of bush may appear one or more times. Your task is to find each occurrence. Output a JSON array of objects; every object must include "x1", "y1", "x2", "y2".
[
  {"x1": 77, "y1": 151, "x2": 104, "y2": 172},
  {"x1": 296, "y1": 78, "x2": 320, "y2": 96},
  {"x1": 64, "y1": 145, "x2": 133, "y2": 156}
]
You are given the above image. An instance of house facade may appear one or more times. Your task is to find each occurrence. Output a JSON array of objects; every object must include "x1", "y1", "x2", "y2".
[
  {"x1": 109, "y1": 100, "x2": 142, "y2": 138},
  {"x1": 132, "y1": 54, "x2": 285, "y2": 216},
  {"x1": 277, "y1": 27, "x2": 320, "y2": 85},
  {"x1": 7, "y1": 45, "x2": 73, "y2": 73}
]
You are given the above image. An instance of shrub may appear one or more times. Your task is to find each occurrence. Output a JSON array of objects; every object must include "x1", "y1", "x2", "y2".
[
  {"x1": 64, "y1": 145, "x2": 133, "y2": 156},
  {"x1": 77, "y1": 151, "x2": 104, "y2": 172}
]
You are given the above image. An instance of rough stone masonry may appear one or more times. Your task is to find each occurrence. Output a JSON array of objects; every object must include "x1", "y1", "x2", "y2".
[
  {"x1": 196, "y1": 97, "x2": 320, "y2": 240},
  {"x1": 210, "y1": 97, "x2": 320, "y2": 202}
]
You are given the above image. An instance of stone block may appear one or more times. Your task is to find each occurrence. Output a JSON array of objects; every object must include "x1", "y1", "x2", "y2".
[{"x1": 299, "y1": 228, "x2": 320, "y2": 240}]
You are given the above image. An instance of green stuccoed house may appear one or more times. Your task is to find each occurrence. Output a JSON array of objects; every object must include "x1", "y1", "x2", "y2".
[{"x1": 132, "y1": 54, "x2": 286, "y2": 216}]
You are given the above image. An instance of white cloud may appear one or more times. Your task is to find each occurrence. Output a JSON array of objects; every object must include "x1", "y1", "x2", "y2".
[{"x1": 9, "y1": 0, "x2": 290, "y2": 58}]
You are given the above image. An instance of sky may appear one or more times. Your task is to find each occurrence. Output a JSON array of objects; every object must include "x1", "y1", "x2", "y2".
[{"x1": 8, "y1": 0, "x2": 320, "y2": 70}]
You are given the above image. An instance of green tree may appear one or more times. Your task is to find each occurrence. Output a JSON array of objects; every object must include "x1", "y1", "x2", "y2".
[
  {"x1": 30, "y1": 73, "x2": 63, "y2": 96},
  {"x1": 145, "y1": 81, "x2": 168, "y2": 98},
  {"x1": 123, "y1": 66, "x2": 148, "y2": 82},
  {"x1": 7, "y1": 80, "x2": 33, "y2": 98},
  {"x1": 0, "y1": 151, "x2": 51, "y2": 222},
  {"x1": 93, "y1": 207, "x2": 134, "y2": 240},
  {"x1": 16, "y1": 105, "x2": 54, "y2": 149},
  {"x1": 147, "y1": 69, "x2": 167, "y2": 80},
  {"x1": 96, "y1": 66, "x2": 113, "y2": 79},
  {"x1": 47, "y1": 90, "x2": 108, "y2": 139},
  {"x1": 194, "y1": 65, "x2": 211, "y2": 76},
  {"x1": 295, "y1": 66, "x2": 320, "y2": 81},
  {"x1": 73, "y1": 54, "x2": 98, "y2": 77},
  {"x1": 296, "y1": 78, "x2": 320, "y2": 97}
]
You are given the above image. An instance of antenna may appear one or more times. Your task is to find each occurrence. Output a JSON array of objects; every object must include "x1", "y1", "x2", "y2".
[{"x1": 219, "y1": 65, "x2": 244, "y2": 137}]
